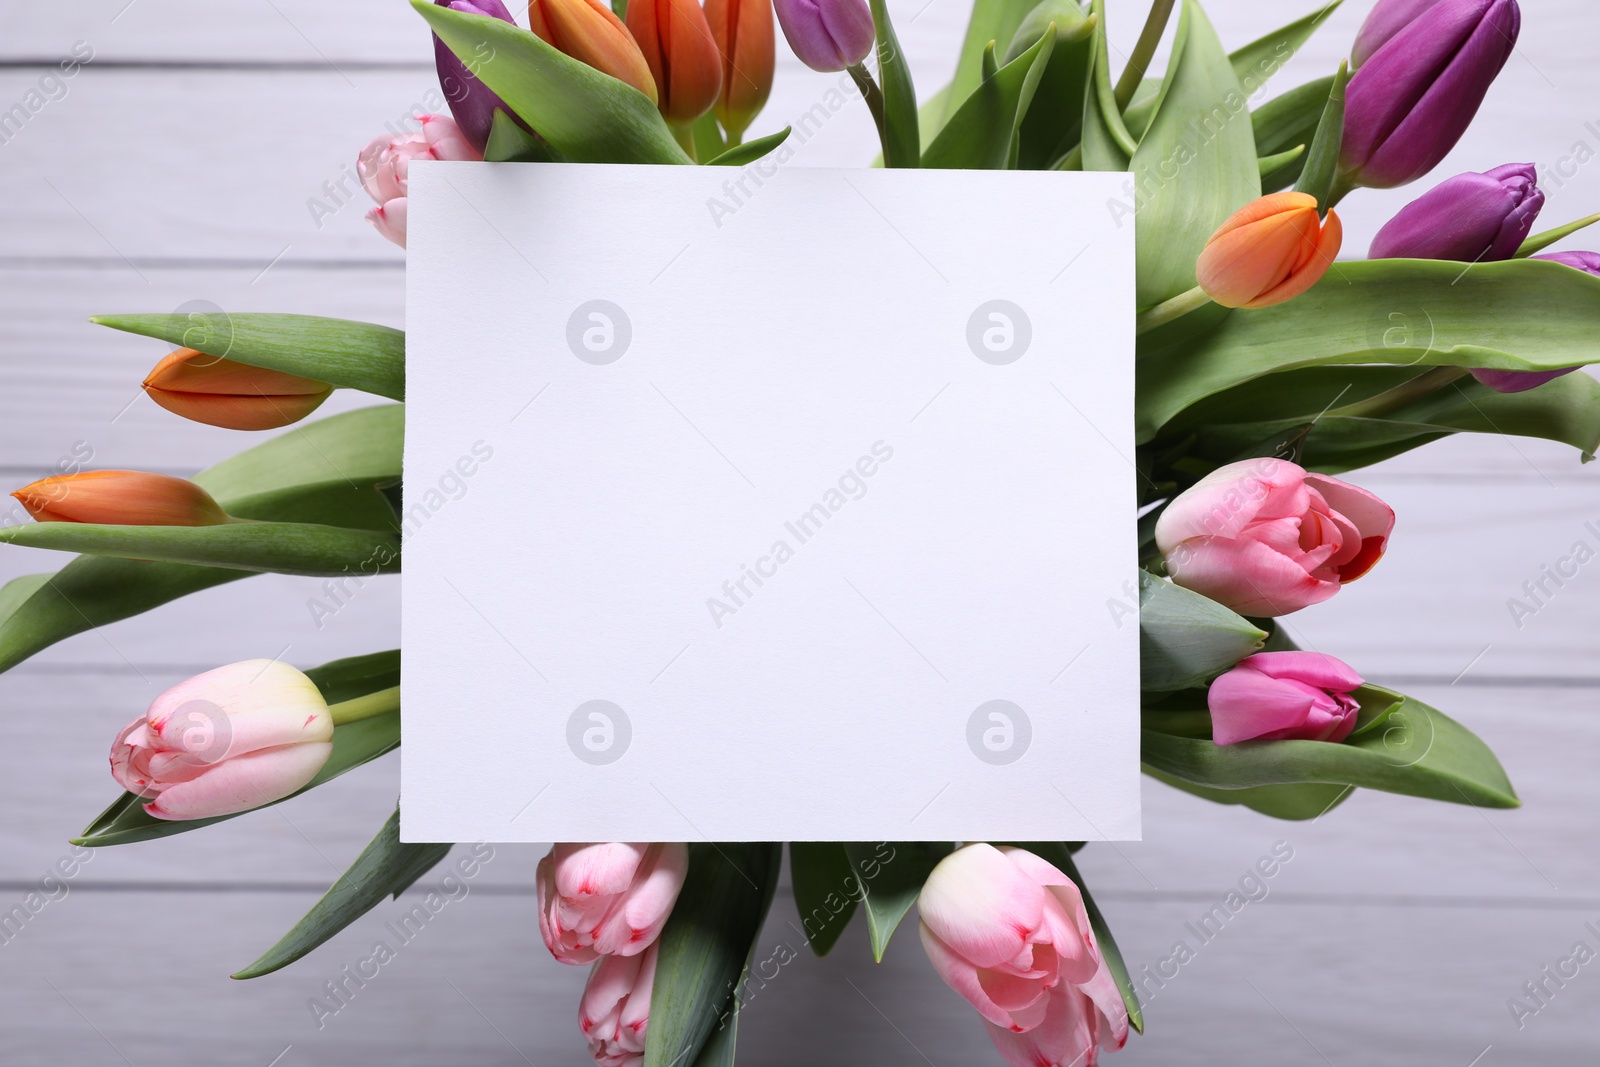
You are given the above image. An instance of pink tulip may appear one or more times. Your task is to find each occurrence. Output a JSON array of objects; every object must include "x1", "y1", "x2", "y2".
[
  {"x1": 1154, "y1": 458, "x2": 1395, "y2": 617},
  {"x1": 356, "y1": 114, "x2": 481, "y2": 248},
  {"x1": 1208, "y1": 651, "x2": 1365, "y2": 745},
  {"x1": 538, "y1": 842, "x2": 689, "y2": 964},
  {"x1": 110, "y1": 660, "x2": 333, "y2": 820},
  {"x1": 918, "y1": 844, "x2": 1128, "y2": 1066},
  {"x1": 580, "y1": 943, "x2": 656, "y2": 1067}
]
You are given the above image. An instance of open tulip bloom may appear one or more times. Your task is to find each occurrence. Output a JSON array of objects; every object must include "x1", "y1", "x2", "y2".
[{"x1": 18, "y1": 0, "x2": 1600, "y2": 1063}]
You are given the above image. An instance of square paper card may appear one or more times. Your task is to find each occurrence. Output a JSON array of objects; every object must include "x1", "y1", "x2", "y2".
[{"x1": 401, "y1": 162, "x2": 1138, "y2": 844}]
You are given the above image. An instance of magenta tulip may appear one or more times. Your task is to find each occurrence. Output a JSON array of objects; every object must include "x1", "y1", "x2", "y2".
[
  {"x1": 1208, "y1": 652, "x2": 1364, "y2": 745},
  {"x1": 1351, "y1": 0, "x2": 1448, "y2": 68},
  {"x1": 357, "y1": 114, "x2": 481, "y2": 248},
  {"x1": 1341, "y1": 0, "x2": 1520, "y2": 189},
  {"x1": 918, "y1": 844, "x2": 1128, "y2": 1066},
  {"x1": 109, "y1": 660, "x2": 334, "y2": 820},
  {"x1": 1368, "y1": 163, "x2": 1544, "y2": 262},
  {"x1": 580, "y1": 943, "x2": 656, "y2": 1067},
  {"x1": 1472, "y1": 250, "x2": 1600, "y2": 392},
  {"x1": 1155, "y1": 458, "x2": 1395, "y2": 617},
  {"x1": 538, "y1": 842, "x2": 689, "y2": 964},
  {"x1": 773, "y1": 0, "x2": 874, "y2": 72}
]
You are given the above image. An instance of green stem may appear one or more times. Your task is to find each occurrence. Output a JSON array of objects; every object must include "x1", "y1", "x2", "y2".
[
  {"x1": 1136, "y1": 285, "x2": 1212, "y2": 334},
  {"x1": 1113, "y1": 0, "x2": 1177, "y2": 109},
  {"x1": 329, "y1": 685, "x2": 400, "y2": 726},
  {"x1": 848, "y1": 63, "x2": 889, "y2": 160},
  {"x1": 669, "y1": 121, "x2": 698, "y2": 162},
  {"x1": 1326, "y1": 366, "x2": 1470, "y2": 420}
]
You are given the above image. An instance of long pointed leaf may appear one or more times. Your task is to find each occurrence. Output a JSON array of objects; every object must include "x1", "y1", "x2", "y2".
[
  {"x1": 843, "y1": 842, "x2": 953, "y2": 962},
  {"x1": 0, "y1": 521, "x2": 399, "y2": 577},
  {"x1": 923, "y1": 32, "x2": 1054, "y2": 170},
  {"x1": 789, "y1": 842, "x2": 860, "y2": 957}
]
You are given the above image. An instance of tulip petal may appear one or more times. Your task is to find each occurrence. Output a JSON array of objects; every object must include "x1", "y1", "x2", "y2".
[
  {"x1": 919, "y1": 921, "x2": 1022, "y2": 1030},
  {"x1": 917, "y1": 843, "x2": 1045, "y2": 970},
  {"x1": 1154, "y1": 458, "x2": 1308, "y2": 549},
  {"x1": 1304, "y1": 473, "x2": 1394, "y2": 580},
  {"x1": 1239, "y1": 651, "x2": 1365, "y2": 692},
  {"x1": 1167, "y1": 535, "x2": 1340, "y2": 617},
  {"x1": 143, "y1": 741, "x2": 332, "y2": 820},
  {"x1": 1242, "y1": 208, "x2": 1341, "y2": 308}
]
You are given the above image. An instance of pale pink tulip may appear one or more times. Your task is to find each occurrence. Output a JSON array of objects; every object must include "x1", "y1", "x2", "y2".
[
  {"x1": 1208, "y1": 651, "x2": 1364, "y2": 745},
  {"x1": 110, "y1": 660, "x2": 333, "y2": 820},
  {"x1": 356, "y1": 114, "x2": 480, "y2": 248},
  {"x1": 580, "y1": 943, "x2": 656, "y2": 1067},
  {"x1": 1155, "y1": 458, "x2": 1394, "y2": 617},
  {"x1": 538, "y1": 842, "x2": 689, "y2": 964},
  {"x1": 919, "y1": 844, "x2": 1128, "y2": 1066}
]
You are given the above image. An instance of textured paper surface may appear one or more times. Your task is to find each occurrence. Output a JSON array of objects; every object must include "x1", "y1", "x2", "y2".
[{"x1": 401, "y1": 162, "x2": 1138, "y2": 842}]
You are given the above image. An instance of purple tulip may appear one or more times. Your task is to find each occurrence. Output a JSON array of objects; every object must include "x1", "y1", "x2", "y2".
[
  {"x1": 1369, "y1": 163, "x2": 1543, "y2": 262},
  {"x1": 1352, "y1": 0, "x2": 1448, "y2": 68},
  {"x1": 1341, "y1": 0, "x2": 1520, "y2": 189},
  {"x1": 1472, "y1": 251, "x2": 1600, "y2": 393},
  {"x1": 433, "y1": 0, "x2": 522, "y2": 151},
  {"x1": 773, "y1": 0, "x2": 875, "y2": 73}
]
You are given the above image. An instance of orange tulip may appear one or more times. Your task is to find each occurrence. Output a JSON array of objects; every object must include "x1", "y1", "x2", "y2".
[
  {"x1": 143, "y1": 349, "x2": 333, "y2": 431},
  {"x1": 705, "y1": 0, "x2": 774, "y2": 139},
  {"x1": 1195, "y1": 192, "x2": 1343, "y2": 309},
  {"x1": 529, "y1": 0, "x2": 659, "y2": 104},
  {"x1": 12, "y1": 470, "x2": 232, "y2": 527},
  {"x1": 627, "y1": 0, "x2": 723, "y2": 126}
]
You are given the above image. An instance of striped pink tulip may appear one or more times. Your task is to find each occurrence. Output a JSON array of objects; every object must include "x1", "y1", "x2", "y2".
[
  {"x1": 538, "y1": 842, "x2": 689, "y2": 964},
  {"x1": 580, "y1": 942, "x2": 657, "y2": 1067}
]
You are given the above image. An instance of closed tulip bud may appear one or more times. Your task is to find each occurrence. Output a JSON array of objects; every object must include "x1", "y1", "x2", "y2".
[
  {"x1": 628, "y1": 0, "x2": 723, "y2": 126},
  {"x1": 1195, "y1": 192, "x2": 1343, "y2": 310},
  {"x1": 579, "y1": 943, "x2": 656, "y2": 1067},
  {"x1": 918, "y1": 844, "x2": 1128, "y2": 1066},
  {"x1": 773, "y1": 0, "x2": 874, "y2": 73},
  {"x1": 1208, "y1": 652, "x2": 1364, "y2": 745},
  {"x1": 142, "y1": 348, "x2": 333, "y2": 431},
  {"x1": 110, "y1": 660, "x2": 334, "y2": 820},
  {"x1": 529, "y1": 0, "x2": 659, "y2": 104},
  {"x1": 538, "y1": 842, "x2": 689, "y2": 964},
  {"x1": 705, "y1": 0, "x2": 775, "y2": 139},
  {"x1": 1368, "y1": 163, "x2": 1544, "y2": 262},
  {"x1": 1472, "y1": 250, "x2": 1600, "y2": 392},
  {"x1": 12, "y1": 470, "x2": 232, "y2": 527},
  {"x1": 358, "y1": 114, "x2": 481, "y2": 248},
  {"x1": 433, "y1": 0, "x2": 524, "y2": 151},
  {"x1": 1341, "y1": 0, "x2": 1520, "y2": 189},
  {"x1": 1351, "y1": 0, "x2": 1447, "y2": 68},
  {"x1": 1155, "y1": 458, "x2": 1395, "y2": 617}
]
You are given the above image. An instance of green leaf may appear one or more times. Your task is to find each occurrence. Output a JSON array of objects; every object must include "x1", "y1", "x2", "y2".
[
  {"x1": 705, "y1": 127, "x2": 792, "y2": 167},
  {"x1": 936, "y1": 0, "x2": 1042, "y2": 134},
  {"x1": 1136, "y1": 257, "x2": 1600, "y2": 442},
  {"x1": 1141, "y1": 690, "x2": 1519, "y2": 808},
  {"x1": 91, "y1": 314, "x2": 404, "y2": 401},
  {"x1": 1080, "y1": 0, "x2": 1135, "y2": 170},
  {"x1": 923, "y1": 32, "x2": 1055, "y2": 170},
  {"x1": 413, "y1": 0, "x2": 692, "y2": 165},
  {"x1": 1228, "y1": 1, "x2": 1342, "y2": 96},
  {"x1": 1293, "y1": 60, "x2": 1347, "y2": 211},
  {"x1": 843, "y1": 842, "x2": 953, "y2": 962},
  {"x1": 1516, "y1": 212, "x2": 1600, "y2": 257},
  {"x1": 869, "y1": 0, "x2": 920, "y2": 168},
  {"x1": 304, "y1": 649, "x2": 401, "y2": 705},
  {"x1": 1005, "y1": 0, "x2": 1095, "y2": 170},
  {"x1": 1129, "y1": 0, "x2": 1261, "y2": 308},
  {"x1": 1252, "y1": 74, "x2": 1333, "y2": 192},
  {"x1": 1139, "y1": 571, "x2": 1267, "y2": 691},
  {"x1": 789, "y1": 842, "x2": 860, "y2": 957},
  {"x1": 75, "y1": 711, "x2": 401, "y2": 847},
  {"x1": 0, "y1": 521, "x2": 399, "y2": 577},
  {"x1": 0, "y1": 406, "x2": 402, "y2": 676},
  {"x1": 1143, "y1": 766, "x2": 1353, "y2": 820},
  {"x1": 1258, "y1": 143, "x2": 1304, "y2": 177},
  {"x1": 645, "y1": 843, "x2": 781, "y2": 1067},
  {"x1": 233, "y1": 807, "x2": 453, "y2": 978},
  {"x1": 483, "y1": 108, "x2": 562, "y2": 162},
  {"x1": 915, "y1": 83, "x2": 955, "y2": 151}
]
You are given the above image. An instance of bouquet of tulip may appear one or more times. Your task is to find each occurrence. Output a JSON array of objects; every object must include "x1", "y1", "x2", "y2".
[{"x1": 5, "y1": 0, "x2": 1595, "y2": 1062}]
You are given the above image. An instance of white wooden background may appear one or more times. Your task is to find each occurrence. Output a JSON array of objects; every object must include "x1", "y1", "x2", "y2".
[{"x1": 2, "y1": 1, "x2": 1599, "y2": 1063}]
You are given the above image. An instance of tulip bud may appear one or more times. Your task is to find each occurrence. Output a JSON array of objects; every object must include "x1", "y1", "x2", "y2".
[
  {"x1": 918, "y1": 844, "x2": 1128, "y2": 1065},
  {"x1": 1351, "y1": 0, "x2": 1447, "y2": 68},
  {"x1": 1155, "y1": 458, "x2": 1394, "y2": 617},
  {"x1": 705, "y1": 0, "x2": 775, "y2": 139},
  {"x1": 529, "y1": 0, "x2": 659, "y2": 104},
  {"x1": 627, "y1": 0, "x2": 723, "y2": 126},
  {"x1": 579, "y1": 943, "x2": 656, "y2": 1067},
  {"x1": 1341, "y1": 0, "x2": 1520, "y2": 189},
  {"x1": 772, "y1": 0, "x2": 874, "y2": 73},
  {"x1": 142, "y1": 348, "x2": 334, "y2": 431},
  {"x1": 12, "y1": 470, "x2": 232, "y2": 527},
  {"x1": 1207, "y1": 652, "x2": 1364, "y2": 745},
  {"x1": 110, "y1": 659, "x2": 335, "y2": 820},
  {"x1": 1368, "y1": 163, "x2": 1544, "y2": 262},
  {"x1": 538, "y1": 842, "x2": 689, "y2": 964},
  {"x1": 1471, "y1": 250, "x2": 1600, "y2": 392},
  {"x1": 1195, "y1": 192, "x2": 1343, "y2": 310},
  {"x1": 358, "y1": 114, "x2": 481, "y2": 248},
  {"x1": 433, "y1": 0, "x2": 524, "y2": 151}
]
